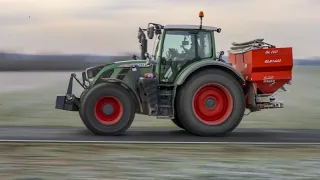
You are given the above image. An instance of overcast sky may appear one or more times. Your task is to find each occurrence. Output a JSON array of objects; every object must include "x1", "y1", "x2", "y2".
[{"x1": 0, "y1": 0, "x2": 318, "y2": 58}]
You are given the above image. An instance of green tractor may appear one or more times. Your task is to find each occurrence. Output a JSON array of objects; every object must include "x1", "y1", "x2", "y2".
[{"x1": 55, "y1": 11, "x2": 292, "y2": 136}]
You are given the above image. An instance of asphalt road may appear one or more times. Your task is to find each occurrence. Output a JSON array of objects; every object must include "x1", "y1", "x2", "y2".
[{"x1": 0, "y1": 126, "x2": 319, "y2": 144}]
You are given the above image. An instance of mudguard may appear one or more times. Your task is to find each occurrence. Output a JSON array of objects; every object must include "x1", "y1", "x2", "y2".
[
  {"x1": 94, "y1": 78, "x2": 143, "y2": 113},
  {"x1": 175, "y1": 60, "x2": 245, "y2": 86}
]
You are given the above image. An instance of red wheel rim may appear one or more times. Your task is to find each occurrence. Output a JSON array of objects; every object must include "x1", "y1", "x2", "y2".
[
  {"x1": 94, "y1": 96, "x2": 123, "y2": 125},
  {"x1": 192, "y1": 83, "x2": 233, "y2": 125}
]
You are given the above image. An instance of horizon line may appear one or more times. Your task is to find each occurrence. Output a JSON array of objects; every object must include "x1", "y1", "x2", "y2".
[{"x1": 0, "y1": 51, "x2": 318, "y2": 60}]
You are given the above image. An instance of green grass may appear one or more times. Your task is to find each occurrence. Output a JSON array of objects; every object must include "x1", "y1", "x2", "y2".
[
  {"x1": 0, "y1": 66, "x2": 320, "y2": 129},
  {"x1": 0, "y1": 143, "x2": 319, "y2": 179}
]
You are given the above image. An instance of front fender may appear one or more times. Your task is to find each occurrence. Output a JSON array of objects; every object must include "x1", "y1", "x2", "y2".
[{"x1": 94, "y1": 78, "x2": 143, "y2": 113}]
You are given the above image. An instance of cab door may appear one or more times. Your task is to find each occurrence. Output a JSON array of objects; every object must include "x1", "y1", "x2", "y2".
[{"x1": 157, "y1": 30, "x2": 195, "y2": 84}]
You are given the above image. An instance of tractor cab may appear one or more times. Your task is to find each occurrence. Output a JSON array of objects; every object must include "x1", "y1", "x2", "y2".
[
  {"x1": 137, "y1": 11, "x2": 222, "y2": 84},
  {"x1": 156, "y1": 25, "x2": 221, "y2": 83}
]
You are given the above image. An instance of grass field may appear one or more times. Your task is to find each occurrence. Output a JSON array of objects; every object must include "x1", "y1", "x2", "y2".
[{"x1": 0, "y1": 66, "x2": 319, "y2": 129}]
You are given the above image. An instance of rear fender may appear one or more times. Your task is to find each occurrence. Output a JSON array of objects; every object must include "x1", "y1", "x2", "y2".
[
  {"x1": 175, "y1": 61, "x2": 245, "y2": 85},
  {"x1": 94, "y1": 78, "x2": 143, "y2": 113},
  {"x1": 172, "y1": 60, "x2": 246, "y2": 116}
]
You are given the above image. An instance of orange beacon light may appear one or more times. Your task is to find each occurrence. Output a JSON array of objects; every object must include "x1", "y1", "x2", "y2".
[{"x1": 199, "y1": 11, "x2": 204, "y2": 18}]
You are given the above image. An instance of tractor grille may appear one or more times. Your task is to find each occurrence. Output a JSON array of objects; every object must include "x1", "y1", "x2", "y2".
[
  {"x1": 101, "y1": 69, "x2": 114, "y2": 78},
  {"x1": 116, "y1": 68, "x2": 130, "y2": 80}
]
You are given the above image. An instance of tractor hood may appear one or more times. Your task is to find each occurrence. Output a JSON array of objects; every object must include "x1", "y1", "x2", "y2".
[
  {"x1": 84, "y1": 59, "x2": 150, "y2": 81},
  {"x1": 113, "y1": 59, "x2": 151, "y2": 68}
]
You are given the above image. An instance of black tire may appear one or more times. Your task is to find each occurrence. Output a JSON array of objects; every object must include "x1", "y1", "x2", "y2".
[
  {"x1": 80, "y1": 89, "x2": 88, "y2": 102},
  {"x1": 79, "y1": 89, "x2": 88, "y2": 120},
  {"x1": 80, "y1": 83, "x2": 135, "y2": 135},
  {"x1": 171, "y1": 117, "x2": 184, "y2": 129},
  {"x1": 176, "y1": 68, "x2": 245, "y2": 136}
]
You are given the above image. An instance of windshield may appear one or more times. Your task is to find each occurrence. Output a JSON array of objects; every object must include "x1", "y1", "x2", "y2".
[{"x1": 161, "y1": 30, "x2": 213, "y2": 61}]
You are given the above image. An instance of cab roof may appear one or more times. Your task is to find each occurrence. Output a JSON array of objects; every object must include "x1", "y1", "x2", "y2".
[{"x1": 163, "y1": 24, "x2": 218, "y2": 31}]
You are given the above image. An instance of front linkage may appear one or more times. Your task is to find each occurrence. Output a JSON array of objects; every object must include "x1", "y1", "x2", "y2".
[{"x1": 55, "y1": 73, "x2": 88, "y2": 111}]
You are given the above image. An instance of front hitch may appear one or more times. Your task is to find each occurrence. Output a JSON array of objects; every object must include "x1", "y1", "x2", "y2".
[{"x1": 55, "y1": 73, "x2": 87, "y2": 111}]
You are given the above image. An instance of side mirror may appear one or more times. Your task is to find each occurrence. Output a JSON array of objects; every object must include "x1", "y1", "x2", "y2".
[
  {"x1": 138, "y1": 33, "x2": 141, "y2": 43},
  {"x1": 139, "y1": 34, "x2": 146, "y2": 44},
  {"x1": 147, "y1": 26, "x2": 155, "y2": 39},
  {"x1": 138, "y1": 28, "x2": 143, "y2": 43},
  {"x1": 216, "y1": 28, "x2": 221, "y2": 33}
]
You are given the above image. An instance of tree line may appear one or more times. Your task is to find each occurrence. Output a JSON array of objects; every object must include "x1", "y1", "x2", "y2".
[{"x1": 0, "y1": 52, "x2": 133, "y2": 71}]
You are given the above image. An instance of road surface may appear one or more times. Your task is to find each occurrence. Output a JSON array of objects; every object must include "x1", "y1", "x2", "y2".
[{"x1": 0, "y1": 126, "x2": 319, "y2": 144}]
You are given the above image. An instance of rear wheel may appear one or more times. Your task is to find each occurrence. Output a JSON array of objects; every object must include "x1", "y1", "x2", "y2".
[
  {"x1": 176, "y1": 68, "x2": 245, "y2": 136},
  {"x1": 80, "y1": 83, "x2": 135, "y2": 135}
]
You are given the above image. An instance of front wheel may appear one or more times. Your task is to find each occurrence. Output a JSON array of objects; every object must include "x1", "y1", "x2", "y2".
[
  {"x1": 79, "y1": 89, "x2": 88, "y2": 120},
  {"x1": 80, "y1": 83, "x2": 135, "y2": 135},
  {"x1": 176, "y1": 68, "x2": 246, "y2": 136}
]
